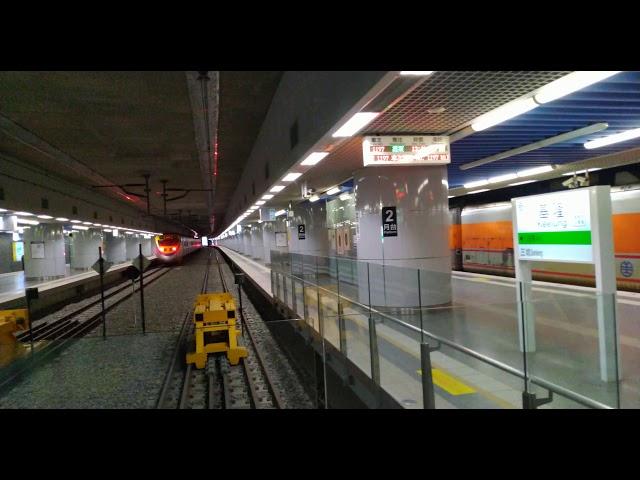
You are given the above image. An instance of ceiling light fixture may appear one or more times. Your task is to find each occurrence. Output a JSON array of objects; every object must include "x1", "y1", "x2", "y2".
[
  {"x1": 14, "y1": 211, "x2": 34, "y2": 216},
  {"x1": 332, "y1": 112, "x2": 380, "y2": 138},
  {"x1": 282, "y1": 172, "x2": 302, "y2": 182},
  {"x1": 309, "y1": 195, "x2": 320, "y2": 202},
  {"x1": 55, "y1": 217, "x2": 69, "y2": 222},
  {"x1": 270, "y1": 185, "x2": 286, "y2": 193},
  {"x1": 261, "y1": 194, "x2": 274, "y2": 200},
  {"x1": 561, "y1": 168, "x2": 601, "y2": 176},
  {"x1": 17, "y1": 218, "x2": 40, "y2": 225},
  {"x1": 488, "y1": 173, "x2": 518, "y2": 184},
  {"x1": 534, "y1": 71, "x2": 621, "y2": 104},
  {"x1": 72, "y1": 225, "x2": 89, "y2": 230},
  {"x1": 517, "y1": 165, "x2": 555, "y2": 177},
  {"x1": 584, "y1": 127, "x2": 640, "y2": 150},
  {"x1": 326, "y1": 187, "x2": 341, "y2": 196},
  {"x1": 37, "y1": 215, "x2": 54, "y2": 219},
  {"x1": 467, "y1": 189, "x2": 490, "y2": 195},
  {"x1": 471, "y1": 98, "x2": 538, "y2": 132},
  {"x1": 301, "y1": 152, "x2": 329, "y2": 166},
  {"x1": 464, "y1": 179, "x2": 489, "y2": 189},
  {"x1": 400, "y1": 71, "x2": 434, "y2": 76},
  {"x1": 508, "y1": 180, "x2": 537, "y2": 187},
  {"x1": 255, "y1": 201, "x2": 265, "y2": 205}
]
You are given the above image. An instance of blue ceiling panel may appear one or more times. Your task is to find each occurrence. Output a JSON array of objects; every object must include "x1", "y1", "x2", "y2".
[{"x1": 449, "y1": 71, "x2": 640, "y2": 187}]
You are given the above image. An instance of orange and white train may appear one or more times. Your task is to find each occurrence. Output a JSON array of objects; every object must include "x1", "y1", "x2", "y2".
[
  {"x1": 154, "y1": 233, "x2": 202, "y2": 263},
  {"x1": 450, "y1": 185, "x2": 640, "y2": 292}
]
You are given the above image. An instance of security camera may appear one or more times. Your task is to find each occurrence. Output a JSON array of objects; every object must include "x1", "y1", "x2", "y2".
[{"x1": 562, "y1": 175, "x2": 589, "y2": 189}]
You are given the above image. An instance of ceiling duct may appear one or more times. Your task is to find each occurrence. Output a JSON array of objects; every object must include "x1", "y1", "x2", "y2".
[{"x1": 186, "y1": 71, "x2": 220, "y2": 234}]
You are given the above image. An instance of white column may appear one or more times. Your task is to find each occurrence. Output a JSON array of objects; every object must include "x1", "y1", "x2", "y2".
[
  {"x1": 105, "y1": 231, "x2": 126, "y2": 264},
  {"x1": 70, "y1": 228, "x2": 103, "y2": 270},
  {"x1": 23, "y1": 223, "x2": 66, "y2": 280},
  {"x1": 354, "y1": 165, "x2": 451, "y2": 308}
]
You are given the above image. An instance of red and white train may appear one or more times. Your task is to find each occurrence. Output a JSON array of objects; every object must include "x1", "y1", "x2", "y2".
[{"x1": 154, "y1": 233, "x2": 202, "y2": 262}]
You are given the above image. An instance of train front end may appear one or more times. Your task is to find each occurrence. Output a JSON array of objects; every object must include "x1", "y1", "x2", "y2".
[{"x1": 155, "y1": 234, "x2": 182, "y2": 262}]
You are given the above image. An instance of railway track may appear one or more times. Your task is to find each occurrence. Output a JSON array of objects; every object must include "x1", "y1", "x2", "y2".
[
  {"x1": 0, "y1": 265, "x2": 171, "y2": 393},
  {"x1": 157, "y1": 249, "x2": 285, "y2": 409}
]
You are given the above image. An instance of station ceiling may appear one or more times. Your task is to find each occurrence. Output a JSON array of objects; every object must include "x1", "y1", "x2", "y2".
[
  {"x1": 268, "y1": 70, "x2": 640, "y2": 210},
  {"x1": 0, "y1": 71, "x2": 281, "y2": 234}
]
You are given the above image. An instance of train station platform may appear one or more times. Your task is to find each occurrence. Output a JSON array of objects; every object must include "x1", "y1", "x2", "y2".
[
  {"x1": 0, "y1": 257, "x2": 157, "y2": 307},
  {"x1": 218, "y1": 246, "x2": 640, "y2": 409}
]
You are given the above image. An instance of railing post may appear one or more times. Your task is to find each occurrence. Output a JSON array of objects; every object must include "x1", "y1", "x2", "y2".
[
  {"x1": 367, "y1": 262, "x2": 380, "y2": 384},
  {"x1": 138, "y1": 244, "x2": 146, "y2": 335},
  {"x1": 337, "y1": 258, "x2": 347, "y2": 354},
  {"x1": 98, "y1": 246, "x2": 107, "y2": 339},
  {"x1": 420, "y1": 342, "x2": 436, "y2": 409}
]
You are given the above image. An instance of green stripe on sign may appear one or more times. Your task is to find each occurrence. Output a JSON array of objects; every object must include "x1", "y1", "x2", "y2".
[{"x1": 518, "y1": 230, "x2": 592, "y2": 245}]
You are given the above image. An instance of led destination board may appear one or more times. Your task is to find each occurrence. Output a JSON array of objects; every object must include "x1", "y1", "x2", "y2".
[{"x1": 362, "y1": 136, "x2": 451, "y2": 166}]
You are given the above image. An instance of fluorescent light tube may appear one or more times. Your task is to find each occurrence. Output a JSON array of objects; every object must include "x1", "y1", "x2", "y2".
[
  {"x1": 37, "y1": 215, "x2": 54, "y2": 219},
  {"x1": 471, "y1": 98, "x2": 538, "y2": 131},
  {"x1": 332, "y1": 112, "x2": 380, "y2": 138},
  {"x1": 261, "y1": 194, "x2": 274, "y2": 200},
  {"x1": 535, "y1": 71, "x2": 621, "y2": 104},
  {"x1": 326, "y1": 187, "x2": 341, "y2": 196},
  {"x1": 82, "y1": 221, "x2": 92, "y2": 225},
  {"x1": 309, "y1": 195, "x2": 320, "y2": 202},
  {"x1": 255, "y1": 201, "x2": 265, "y2": 205},
  {"x1": 55, "y1": 217, "x2": 69, "y2": 221},
  {"x1": 584, "y1": 127, "x2": 640, "y2": 149},
  {"x1": 301, "y1": 152, "x2": 329, "y2": 166},
  {"x1": 508, "y1": 180, "x2": 537, "y2": 186},
  {"x1": 72, "y1": 225, "x2": 89, "y2": 230},
  {"x1": 17, "y1": 218, "x2": 40, "y2": 225},
  {"x1": 561, "y1": 168, "x2": 601, "y2": 176},
  {"x1": 488, "y1": 173, "x2": 518, "y2": 183},
  {"x1": 400, "y1": 71, "x2": 434, "y2": 76},
  {"x1": 282, "y1": 172, "x2": 302, "y2": 182},
  {"x1": 517, "y1": 165, "x2": 554, "y2": 177},
  {"x1": 467, "y1": 189, "x2": 490, "y2": 194},
  {"x1": 464, "y1": 179, "x2": 489, "y2": 189},
  {"x1": 270, "y1": 185, "x2": 286, "y2": 193},
  {"x1": 14, "y1": 211, "x2": 33, "y2": 216}
]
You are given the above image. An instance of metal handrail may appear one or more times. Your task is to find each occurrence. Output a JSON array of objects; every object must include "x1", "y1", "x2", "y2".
[{"x1": 274, "y1": 266, "x2": 614, "y2": 410}]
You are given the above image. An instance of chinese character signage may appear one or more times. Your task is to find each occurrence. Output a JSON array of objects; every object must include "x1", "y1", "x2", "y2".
[
  {"x1": 514, "y1": 189, "x2": 592, "y2": 263},
  {"x1": 382, "y1": 206, "x2": 397, "y2": 237},
  {"x1": 362, "y1": 136, "x2": 451, "y2": 167}
]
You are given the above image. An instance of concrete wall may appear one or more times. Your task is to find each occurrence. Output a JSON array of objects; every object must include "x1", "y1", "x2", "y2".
[{"x1": 222, "y1": 72, "x2": 389, "y2": 230}]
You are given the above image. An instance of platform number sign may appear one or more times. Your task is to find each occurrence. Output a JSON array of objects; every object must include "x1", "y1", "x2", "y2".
[
  {"x1": 298, "y1": 224, "x2": 306, "y2": 240},
  {"x1": 382, "y1": 206, "x2": 397, "y2": 237}
]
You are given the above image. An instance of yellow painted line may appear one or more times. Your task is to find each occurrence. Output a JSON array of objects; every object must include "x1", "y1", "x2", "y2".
[{"x1": 417, "y1": 368, "x2": 476, "y2": 395}]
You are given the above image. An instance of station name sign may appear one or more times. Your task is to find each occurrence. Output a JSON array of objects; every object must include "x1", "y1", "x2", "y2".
[
  {"x1": 514, "y1": 189, "x2": 593, "y2": 263},
  {"x1": 362, "y1": 135, "x2": 451, "y2": 167}
]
